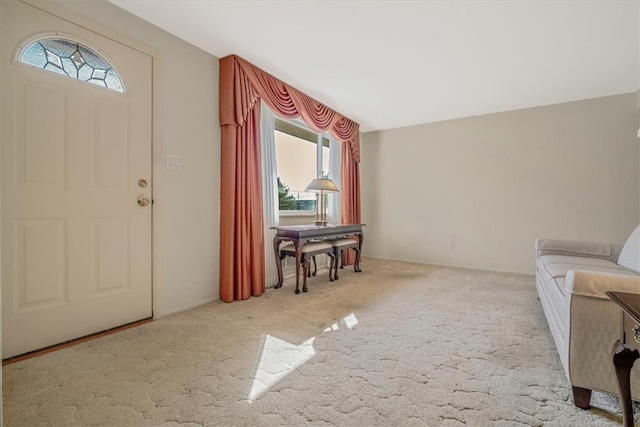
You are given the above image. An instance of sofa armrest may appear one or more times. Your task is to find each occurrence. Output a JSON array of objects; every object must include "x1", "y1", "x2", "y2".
[
  {"x1": 535, "y1": 238, "x2": 612, "y2": 258},
  {"x1": 565, "y1": 270, "x2": 640, "y2": 300},
  {"x1": 611, "y1": 243, "x2": 624, "y2": 263}
]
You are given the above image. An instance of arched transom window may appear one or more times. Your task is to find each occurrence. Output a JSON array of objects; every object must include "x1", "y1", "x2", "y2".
[{"x1": 19, "y1": 38, "x2": 124, "y2": 93}]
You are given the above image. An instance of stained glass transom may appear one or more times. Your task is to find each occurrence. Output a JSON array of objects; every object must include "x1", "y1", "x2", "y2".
[{"x1": 19, "y1": 38, "x2": 124, "y2": 93}]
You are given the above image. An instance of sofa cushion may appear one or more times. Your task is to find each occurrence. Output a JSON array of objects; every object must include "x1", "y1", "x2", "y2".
[
  {"x1": 618, "y1": 225, "x2": 640, "y2": 273},
  {"x1": 537, "y1": 255, "x2": 634, "y2": 297},
  {"x1": 539, "y1": 255, "x2": 620, "y2": 271},
  {"x1": 543, "y1": 262, "x2": 632, "y2": 279},
  {"x1": 538, "y1": 255, "x2": 629, "y2": 278},
  {"x1": 537, "y1": 258, "x2": 565, "y2": 296}
]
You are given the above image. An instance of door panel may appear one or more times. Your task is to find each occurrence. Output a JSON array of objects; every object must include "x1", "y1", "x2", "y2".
[
  {"x1": 93, "y1": 217, "x2": 129, "y2": 293},
  {"x1": 1, "y1": 0, "x2": 153, "y2": 358},
  {"x1": 17, "y1": 218, "x2": 68, "y2": 310},
  {"x1": 21, "y1": 84, "x2": 67, "y2": 187}
]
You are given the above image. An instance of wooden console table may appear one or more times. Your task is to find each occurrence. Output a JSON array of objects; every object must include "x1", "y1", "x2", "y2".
[
  {"x1": 606, "y1": 291, "x2": 640, "y2": 427},
  {"x1": 271, "y1": 224, "x2": 364, "y2": 291}
]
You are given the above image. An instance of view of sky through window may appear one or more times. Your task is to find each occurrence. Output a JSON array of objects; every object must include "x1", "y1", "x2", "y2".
[{"x1": 275, "y1": 130, "x2": 329, "y2": 210}]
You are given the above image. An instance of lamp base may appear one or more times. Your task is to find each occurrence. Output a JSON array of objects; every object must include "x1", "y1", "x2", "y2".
[{"x1": 314, "y1": 192, "x2": 329, "y2": 226}]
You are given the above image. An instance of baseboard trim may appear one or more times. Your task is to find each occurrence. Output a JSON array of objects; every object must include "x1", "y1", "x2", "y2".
[
  {"x1": 362, "y1": 254, "x2": 534, "y2": 276},
  {"x1": 2, "y1": 317, "x2": 153, "y2": 365},
  {"x1": 161, "y1": 297, "x2": 218, "y2": 317}
]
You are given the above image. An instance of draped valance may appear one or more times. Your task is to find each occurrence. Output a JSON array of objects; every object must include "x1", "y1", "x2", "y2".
[{"x1": 219, "y1": 55, "x2": 360, "y2": 162}]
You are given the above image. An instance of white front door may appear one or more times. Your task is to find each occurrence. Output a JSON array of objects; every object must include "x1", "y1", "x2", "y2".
[{"x1": 1, "y1": 0, "x2": 153, "y2": 358}]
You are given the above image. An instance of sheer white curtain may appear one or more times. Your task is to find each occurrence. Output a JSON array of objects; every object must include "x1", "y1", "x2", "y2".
[
  {"x1": 260, "y1": 101, "x2": 279, "y2": 288},
  {"x1": 327, "y1": 136, "x2": 342, "y2": 225}
]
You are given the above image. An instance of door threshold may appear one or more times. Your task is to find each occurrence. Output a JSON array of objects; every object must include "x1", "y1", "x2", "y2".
[{"x1": 2, "y1": 317, "x2": 153, "y2": 365}]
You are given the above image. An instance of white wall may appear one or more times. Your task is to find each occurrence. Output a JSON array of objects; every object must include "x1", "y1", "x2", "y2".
[
  {"x1": 637, "y1": 89, "x2": 640, "y2": 221},
  {"x1": 50, "y1": 0, "x2": 220, "y2": 315},
  {"x1": 361, "y1": 94, "x2": 639, "y2": 274},
  {"x1": 637, "y1": 0, "x2": 640, "y2": 221}
]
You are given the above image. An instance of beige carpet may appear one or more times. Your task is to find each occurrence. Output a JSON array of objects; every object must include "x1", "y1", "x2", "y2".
[{"x1": 2, "y1": 258, "x2": 635, "y2": 426}]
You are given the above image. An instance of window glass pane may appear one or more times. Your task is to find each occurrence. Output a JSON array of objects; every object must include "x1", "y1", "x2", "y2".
[
  {"x1": 61, "y1": 57, "x2": 77, "y2": 77},
  {"x1": 19, "y1": 38, "x2": 124, "y2": 93},
  {"x1": 87, "y1": 78, "x2": 107, "y2": 88},
  {"x1": 40, "y1": 39, "x2": 77, "y2": 57},
  {"x1": 43, "y1": 62, "x2": 67, "y2": 76},
  {"x1": 78, "y1": 45, "x2": 109, "y2": 69},
  {"x1": 21, "y1": 43, "x2": 47, "y2": 68},
  {"x1": 71, "y1": 50, "x2": 85, "y2": 69},
  {"x1": 275, "y1": 130, "x2": 317, "y2": 211},
  {"x1": 105, "y1": 69, "x2": 123, "y2": 92},
  {"x1": 44, "y1": 49, "x2": 63, "y2": 70},
  {"x1": 322, "y1": 145, "x2": 330, "y2": 178},
  {"x1": 92, "y1": 68, "x2": 107, "y2": 80},
  {"x1": 78, "y1": 64, "x2": 92, "y2": 81}
]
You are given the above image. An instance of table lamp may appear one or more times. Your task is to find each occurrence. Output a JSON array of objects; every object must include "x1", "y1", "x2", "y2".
[{"x1": 305, "y1": 178, "x2": 339, "y2": 226}]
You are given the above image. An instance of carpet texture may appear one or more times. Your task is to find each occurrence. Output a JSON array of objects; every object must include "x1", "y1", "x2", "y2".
[{"x1": 2, "y1": 258, "x2": 636, "y2": 426}]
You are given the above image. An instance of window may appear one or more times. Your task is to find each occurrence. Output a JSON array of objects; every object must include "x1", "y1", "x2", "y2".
[
  {"x1": 19, "y1": 37, "x2": 124, "y2": 93},
  {"x1": 275, "y1": 118, "x2": 330, "y2": 212}
]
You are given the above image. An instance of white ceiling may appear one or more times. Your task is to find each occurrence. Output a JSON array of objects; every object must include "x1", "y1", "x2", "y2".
[{"x1": 109, "y1": 0, "x2": 639, "y2": 132}]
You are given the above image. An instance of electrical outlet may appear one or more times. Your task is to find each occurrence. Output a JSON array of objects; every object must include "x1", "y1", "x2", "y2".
[{"x1": 450, "y1": 234, "x2": 455, "y2": 250}]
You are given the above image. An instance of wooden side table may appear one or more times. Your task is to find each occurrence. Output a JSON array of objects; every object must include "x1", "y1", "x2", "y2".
[
  {"x1": 271, "y1": 224, "x2": 365, "y2": 291},
  {"x1": 606, "y1": 291, "x2": 640, "y2": 427}
]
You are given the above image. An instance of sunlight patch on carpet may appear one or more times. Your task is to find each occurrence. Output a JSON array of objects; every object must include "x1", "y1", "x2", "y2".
[
  {"x1": 324, "y1": 312, "x2": 359, "y2": 332},
  {"x1": 248, "y1": 335, "x2": 316, "y2": 402},
  {"x1": 249, "y1": 313, "x2": 359, "y2": 402}
]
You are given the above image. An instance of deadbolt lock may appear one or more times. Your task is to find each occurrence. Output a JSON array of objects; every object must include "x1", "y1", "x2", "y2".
[{"x1": 138, "y1": 179, "x2": 148, "y2": 188}]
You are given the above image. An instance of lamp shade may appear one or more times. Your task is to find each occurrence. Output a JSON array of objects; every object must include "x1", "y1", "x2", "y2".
[{"x1": 305, "y1": 178, "x2": 339, "y2": 193}]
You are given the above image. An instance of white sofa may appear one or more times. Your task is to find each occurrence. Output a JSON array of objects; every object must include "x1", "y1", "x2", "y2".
[{"x1": 535, "y1": 225, "x2": 640, "y2": 409}]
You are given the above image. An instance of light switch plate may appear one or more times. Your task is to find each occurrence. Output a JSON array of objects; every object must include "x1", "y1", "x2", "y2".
[{"x1": 165, "y1": 155, "x2": 181, "y2": 170}]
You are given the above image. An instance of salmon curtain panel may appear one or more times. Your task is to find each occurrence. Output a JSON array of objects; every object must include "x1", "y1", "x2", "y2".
[
  {"x1": 219, "y1": 54, "x2": 361, "y2": 302},
  {"x1": 341, "y1": 144, "x2": 361, "y2": 266}
]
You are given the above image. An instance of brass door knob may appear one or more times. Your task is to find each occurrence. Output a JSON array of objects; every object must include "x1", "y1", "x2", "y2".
[{"x1": 138, "y1": 196, "x2": 150, "y2": 207}]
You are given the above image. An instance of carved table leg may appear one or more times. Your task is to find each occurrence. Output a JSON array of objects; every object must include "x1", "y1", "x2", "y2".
[
  {"x1": 613, "y1": 340, "x2": 640, "y2": 427},
  {"x1": 355, "y1": 233, "x2": 363, "y2": 272},
  {"x1": 329, "y1": 252, "x2": 336, "y2": 282},
  {"x1": 294, "y1": 239, "x2": 301, "y2": 294},
  {"x1": 311, "y1": 256, "x2": 317, "y2": 277},
  {"x1": 301, "y1": 256, "x2": 309, "y2": 293},
  {"x1": 273, "y1": 236, "x2": 284, "y2": 288}
]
